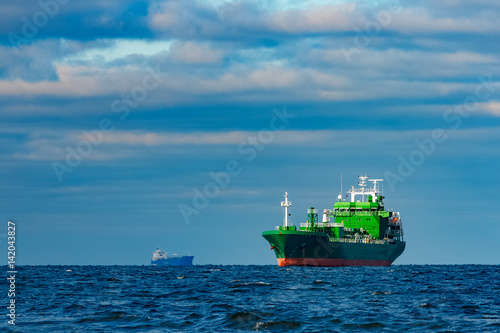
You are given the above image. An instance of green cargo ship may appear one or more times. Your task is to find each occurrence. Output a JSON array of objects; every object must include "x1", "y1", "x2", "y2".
[{"x1": 262, "y1": 175, "x2": 405, "y2": 267}]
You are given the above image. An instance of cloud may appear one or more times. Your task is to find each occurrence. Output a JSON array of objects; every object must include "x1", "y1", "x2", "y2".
[
  {"x1": 268, "y1": 3, "x2": 359, "y2": 33},
  {"x1": 480, "y1": 101, "x2": 500, "y2": 116},
  {"x1": 169, "y1": 41, "x2": 224, "y2": 64},
  {"x1": 2, "y1": 129, "x2": 377, "y2": 162},
  {"x1": 101, "y1": 130, "x2": 335, "y2": 146},
  {"x1": 2, "y1": 0, "x2": 500, "y2": 49},
  {"x1": 0, "y1": 0, "x2": 151, "y2": 44},
  {"x1": 0, "y1": 65, "x2": 112, "y2": 97},
  {"x1": 64, "y1": 39, "x2": 175, "y2": 64},
  {"x1": 8, "y1": 127, "x2": 499, "y2": 165},
  {"x1": 147, "y1": 0, "x2": 500, "y2": 39},
  {"x1": 102, "y1": 131, "x2": 249, "y2": 145},
  {"x1": 387, "y1": 7, "x2": 500, "y2": 34},
  {"x1": 0, "y1": 41, "x2": 61, "y2": 81},
  {"x1": 0, "y1": 59, "x2": 495, "y2": 114},
  {"x1": 0, "y1": 0, "x2": 499, "y2": 122}
]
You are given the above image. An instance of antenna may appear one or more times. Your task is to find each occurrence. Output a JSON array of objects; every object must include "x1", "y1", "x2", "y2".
[
  {"x1": 370, "y1": 179, "x2": 383, "y2": 193},
  {"x1": 358, "y1": 174, "x2": 369, "y2": 188},
  {"x1": 339, "y1": 173, "x2": 343, "y2": 201}
]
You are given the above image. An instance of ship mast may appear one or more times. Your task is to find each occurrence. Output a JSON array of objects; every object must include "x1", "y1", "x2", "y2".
[
  {"x1": 347, "y1": 174, "x2": 369, "y2": 202},
  {"x1": 281, "y1": 192, "x2": 292, "y2": 227},
  {"x1": 358, "y1": 174, "x2": 369, "y2": 201},
  {"x1": 347, "y1": 175, "x2": 384, "y2": 202}
]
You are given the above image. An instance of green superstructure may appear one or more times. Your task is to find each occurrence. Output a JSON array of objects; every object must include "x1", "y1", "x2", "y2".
[{"x1": 262, "y1": 175, "x2": 405, "y2": 266}]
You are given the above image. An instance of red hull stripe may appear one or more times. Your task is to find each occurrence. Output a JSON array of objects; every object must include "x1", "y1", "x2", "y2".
[{"x1": 277, "y1": 258, "x2": 392, "y2": 267}]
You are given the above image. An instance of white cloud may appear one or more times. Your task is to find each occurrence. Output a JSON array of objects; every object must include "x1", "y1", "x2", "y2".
[
  {"x1": 147, "y1": 0, "x2": 500, "y2": 36},
  {"x1": 169, "y1": 41, "x2": 224, "y2": 64},
  {"x1": 7, "y1": 127, "x2": 500, "y2": 164},
  {"x1": 62, "y1": 39, "x2": 175, "y2": 63},
  {"x1": 102, "y1": 131, "x2": 249, "y2": 145},
  {"x1": 2, "y1": 0, "x2": 500, "y2": 117},
  {"x1": 101, "y1": 130, "x2": 337, "y2": 146},
  {"x1": 389, "y1": 7, "x2": 500, "y2": 34},
  {"x1": 312, "y1": 48, "x2": 498, "y2": 79},
  {"x1": 480, "y1": 101, "x2": 500, "y2": 116},
  {"x1": 269, "y1": 3, "x2": 359, "y2": 32},
  {"x1": 149, "y1": 1, "x2": 184, "y2": 30}
]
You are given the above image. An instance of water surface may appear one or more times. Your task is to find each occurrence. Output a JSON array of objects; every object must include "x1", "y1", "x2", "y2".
[{"x1": 2, "y1": 265, "x2": 500, "y2": 332}]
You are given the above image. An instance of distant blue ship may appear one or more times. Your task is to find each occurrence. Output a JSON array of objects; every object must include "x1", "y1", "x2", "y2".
[{"x1": 151, "y1": 248, "x2": 194, "y2": 266}]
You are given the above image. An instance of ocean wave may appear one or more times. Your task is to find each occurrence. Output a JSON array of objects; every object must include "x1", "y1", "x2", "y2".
[{"x1": 4, "y1": 265, "x2": 499, "y2": 332}]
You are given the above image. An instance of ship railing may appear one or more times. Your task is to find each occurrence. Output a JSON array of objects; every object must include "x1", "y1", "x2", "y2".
[
  {"x1": 274, "y1": 226, "x2": 297, "y2": 231},
  {"x1": 334, "y1": 238, "x2": 387, "y2": 245},
  {"x1": 300, "y1": 223, "x2": 344, "y2": 228},
  {"x1": 335, "y1": 211, "x2": 380, "y2": 217}
]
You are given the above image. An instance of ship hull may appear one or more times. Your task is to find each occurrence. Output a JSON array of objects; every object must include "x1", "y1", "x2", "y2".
[
  {"x1": 151, "y1": 256, "x2": 194, "y2": 266},
  {"x1": 262, "y1": 230, "x2": 405, "y2": 267}
]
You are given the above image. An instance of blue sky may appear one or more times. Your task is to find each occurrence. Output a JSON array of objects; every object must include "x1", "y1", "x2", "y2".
[{"x1": 1, "y1": 0, "x2": 499, "y2": 265}]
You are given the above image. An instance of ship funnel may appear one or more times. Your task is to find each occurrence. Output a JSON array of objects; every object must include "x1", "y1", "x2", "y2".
[{"x1": 322, "y1": 209, "x2": 331, "y2": 223}]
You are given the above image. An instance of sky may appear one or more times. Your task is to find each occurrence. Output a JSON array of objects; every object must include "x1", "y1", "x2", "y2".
[{"x1": 1, "y1": 0, "x2": 499, "y2": 265}]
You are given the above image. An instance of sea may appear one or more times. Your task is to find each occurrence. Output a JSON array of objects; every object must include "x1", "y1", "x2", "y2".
[{"x1": 2, "y1": 265, "x2": 500, "y2": 332}]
